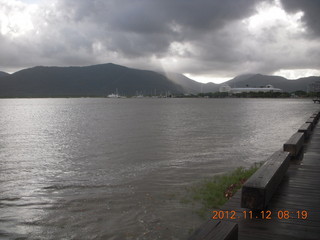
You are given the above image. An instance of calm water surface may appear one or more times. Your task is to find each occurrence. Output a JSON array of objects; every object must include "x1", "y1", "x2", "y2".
[{"x1": 0, "y1": 98, "x2": 318, "y2": 240}]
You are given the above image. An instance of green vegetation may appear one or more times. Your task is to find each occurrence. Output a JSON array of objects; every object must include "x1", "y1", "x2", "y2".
[
  {"x1": 195, "y1": 91, "x2": 320, "y2": 99},
  {"x1": 197, "y1": 91, "x2": 291, "y2": 98},
  {"x1": 232, "y1": 91, "x2": 291, "y2": 98},
  {"x1": 293, "y1": 91, "x2": 320, "y2": 98},
  {"x1": 185, "y1": 163, "x2": 263, "y2": 217},
  {"x1": 197, "y1": 92, "x2": 229, "y2": 98}
]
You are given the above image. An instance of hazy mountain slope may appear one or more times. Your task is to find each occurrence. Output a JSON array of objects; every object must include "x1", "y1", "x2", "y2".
[
  {"x1": 0, "y1": 63, "x2": 319, "y2": 98},
  {"x1": 0, "y1": 63, "x2": 184, "y2": 97},
  {"x1": 163, "y1": 72, "x2": 202, "y2": 94},
  {"x1": 203, "y1": 82, "x2": 220, "y2": 93},
  {"x1": 0, "y1": 71, "x2": 9, "y2": 77},
  {"x1": 223, "y1": 74, "x2": 320, "y2": 92},
  {"x1": 166, "y1": 73, "x2": 320, "y2": 93},
  {"x1": 164, "y1": 72, "x2": 219, "y2": 93}
]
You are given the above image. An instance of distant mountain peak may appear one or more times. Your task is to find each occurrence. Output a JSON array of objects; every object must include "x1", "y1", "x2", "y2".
[
  {"x1": 0, "y1": 63, "x2": 185, "y2": 97},
  {"x1": 0, "y1": 71, "x2": 9, "y2": 77},
  {"x1": 0, "y1": 64, "x2": 319, "y2": 97}
]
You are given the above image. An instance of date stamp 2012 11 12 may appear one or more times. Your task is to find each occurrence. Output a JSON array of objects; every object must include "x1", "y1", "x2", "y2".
[{"x1": 212, "y1": 210, "x2": 308, "y2": 220}]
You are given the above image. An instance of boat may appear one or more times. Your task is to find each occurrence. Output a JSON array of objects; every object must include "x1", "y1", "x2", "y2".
[
  {"x1": 313, "y1": 98, "x2": 320, "y2": 103},
  {"x1": 107, "y1": 93, "x2": 120, "y2": 98},
  {"x1": 107, "y1": 88, "x2": 122, "y2": 98}
]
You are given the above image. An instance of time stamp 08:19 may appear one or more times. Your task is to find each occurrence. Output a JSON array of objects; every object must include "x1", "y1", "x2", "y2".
[{"x1": 212, "y1": 210, "x2": 308, "y2": 220}]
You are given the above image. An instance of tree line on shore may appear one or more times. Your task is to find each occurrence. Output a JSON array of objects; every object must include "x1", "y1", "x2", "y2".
[{"x1": 176, "y1": 90, "x2": 319, "y2": 99}]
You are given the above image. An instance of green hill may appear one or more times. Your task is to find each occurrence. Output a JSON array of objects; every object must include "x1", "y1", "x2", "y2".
[
  {"x1": 0, "y1": 63, "x2": 184, "y2": 97},
  {"x1": 0, "y1": 63, "x2": 319, "y2": 98}
]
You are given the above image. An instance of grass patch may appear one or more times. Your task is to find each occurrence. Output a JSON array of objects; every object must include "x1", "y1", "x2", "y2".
[{"x1": 190, "y1": 162, "x2": 263, "y2": 214}]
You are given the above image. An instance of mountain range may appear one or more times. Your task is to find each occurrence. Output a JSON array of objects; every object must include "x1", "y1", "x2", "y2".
[
  {"x1": 0, "y1": 71, "x2": 9, "y2": 78},
  {"x1": 224, "y1": 74, "x2": 319, "y2": 93},
  {"x1": 0, "y1": 64, "x2": 184, "y2": 97},
  {"x1": 0, "y1": 63, "x2": 319, "y2": 97}
]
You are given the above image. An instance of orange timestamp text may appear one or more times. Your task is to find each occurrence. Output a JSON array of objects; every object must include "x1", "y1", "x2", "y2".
[{"x1": 212, "y1": 210, "x2": 308, "y2": 220}]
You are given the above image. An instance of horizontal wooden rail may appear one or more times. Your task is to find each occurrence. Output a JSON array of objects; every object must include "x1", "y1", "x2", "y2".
[
  {"x1": 190, "y1": 111, "x2": 319, "y2": 238},
  {"x1": 283, "y1": 132, "x2": 305, "y2": 157},
  {"x1": 188, "y1": 220, "x2": 238, "y2": 240},
  {"x1": 241, "y1": 150, "x2": 290, "y2": 210},
  {"x1": 313, "y1": 110, "x2": 320, "y2": 121},
  {"x1": 312, "y1": 114, "x2": 319, "y2": 122},
  {"x1": 298, "y1": 122, "x2": 313, "y2": 140},
  {"x1": 306, "y1": 117, "x2": 317, "y2": 130}
]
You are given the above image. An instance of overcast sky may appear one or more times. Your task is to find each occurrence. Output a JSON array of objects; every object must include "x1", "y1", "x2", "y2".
[{"x1": 0, "y1": 0, "x2": 319, "y2": 83}]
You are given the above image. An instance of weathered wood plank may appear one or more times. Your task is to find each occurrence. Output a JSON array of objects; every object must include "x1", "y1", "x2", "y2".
[
  {"x1": 188, "y1": 220, "x2": 238, "y2": 240},
  {"x1": 283, "y1": 132, "x2": 304, "y2": 158},
  {"x1": 241, "y1": 151, "x2": 290, "y2": 210},
  {"x1": 312, "y1": 111, "x2": 320, "y2": 121},
  {"x1": 190, "y1": 119, "x2": 320, "y2": 240},
  {"x1": 306, "y1": 117, "x2": 317, "y2": 129},
  {"x1": 188, "y1": 220, "x2": 220, "y2": 240},
  {"x1": 311, "y1": 114, "x2": 319, "y2": 122},
  {"x1": 298, "y1": 123, "x2": 312, "y2": 140},
  {"x1": 208, "y1": 221, "x2": 238, "y2": 240}
]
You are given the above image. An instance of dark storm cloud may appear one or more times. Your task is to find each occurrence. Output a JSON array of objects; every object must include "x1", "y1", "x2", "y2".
[
  {"x1": 108, "y1": 0, "x2": 259, "y2": 33},
  {"x1": 280, "y1": 0, "x2": 320, "y2": 37},
  {"x1": 60, "y1": 0, "x2": 260, "y2": 32},
  {"x1": 1, "y1": 0, "x2": 320, "y2": 79},
  {"x1": 51, "y1": 0, "x2": 260, "y2": 58}
]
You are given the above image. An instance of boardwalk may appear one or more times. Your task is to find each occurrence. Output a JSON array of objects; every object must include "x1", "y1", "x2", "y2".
[{"x1": 219, "y1": 120, "x2": 320, "y2": 239}]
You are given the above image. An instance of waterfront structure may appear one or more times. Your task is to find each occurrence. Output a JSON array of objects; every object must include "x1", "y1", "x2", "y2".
[
  {"x1": 308, "y1": 81, "x2": 320, "y2": 93},
  {"x1": 218, "y1": 84, "x2": 232, "y2": 93},
  {"x1": 190, "y1": 110, "x2": 320, "y2": 240},
  {"x1": 219, "y1": 84, "x2": 282, "y2": 94},
  {"x1": 107, "y1": 93, "x2": 120, "y2": 98}
]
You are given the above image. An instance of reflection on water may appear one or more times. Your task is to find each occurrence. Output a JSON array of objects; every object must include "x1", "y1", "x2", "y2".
[{"x1": 0, "y1": 98, "x2": 318, "y2": 239}]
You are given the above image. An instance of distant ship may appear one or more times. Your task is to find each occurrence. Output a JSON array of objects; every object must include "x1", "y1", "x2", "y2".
[
  {"x1": 107, "y1": 93, "x2": 120, "y2": 98},
  {"x1": 219, "y1": 84, "x2": 282, "y2": 94},
  {"x1": 107, "y1": 88, "x2": 121, "y2": 98}
]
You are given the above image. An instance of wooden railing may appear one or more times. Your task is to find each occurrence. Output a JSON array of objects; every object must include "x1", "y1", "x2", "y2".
[
  {"x1": 242, "y1": 110, "x2": 319, "y2": 210},
  {"x1": 189, "y1": 109, "x2": 320, "y2": 240}
]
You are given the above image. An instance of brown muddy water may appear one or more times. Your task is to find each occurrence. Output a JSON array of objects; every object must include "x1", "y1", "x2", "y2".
[{"x1": 0, "y1": 98, "x2": 318, "y2": 239}]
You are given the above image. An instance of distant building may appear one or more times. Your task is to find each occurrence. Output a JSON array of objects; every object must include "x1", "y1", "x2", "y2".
[
  {"x1": 308, "y1": 81, "x2": 320, "y2": 93},
  {"x1": 219, "y1": 84, "x2": 282, "y2": 94},
  {"x1": 219, "y1": 84, "x2": 232, "y2": 93}
]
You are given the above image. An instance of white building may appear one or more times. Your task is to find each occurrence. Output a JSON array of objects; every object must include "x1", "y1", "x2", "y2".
[
  {"x1": 308, "y1": 81, "x2": 320, "y2": 93},
  {"x1": 219, "y1": 84, "x2": 282, "y2": 94}
]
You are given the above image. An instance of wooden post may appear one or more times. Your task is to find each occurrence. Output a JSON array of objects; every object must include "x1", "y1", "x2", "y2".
[
  {"x1": 283, "y1": 132, "x2": 305, "y2": 158},
  {"x1": 298, "y1": 123, "x2": 313, "y2": 140},
  {"x1": 241, "y1": 151, "x2": 290, "y2": 210},
  {"x1": 188, "y1": 220, "x2": 238, "y2": 240},
  {"x1": 312, "y1": 113, "x2": 318, "y2": 121},
  {"x1": 313, "y1": 111, "x2": 320, "y2": 121},
  {"x1": 306, "y1": 117, "x2": 317, "y2": 130}
]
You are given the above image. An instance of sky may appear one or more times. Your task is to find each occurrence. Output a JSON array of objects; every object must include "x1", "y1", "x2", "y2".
[{"x1": 0, "y1": 0, "x2": 319, "y2": 83}]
